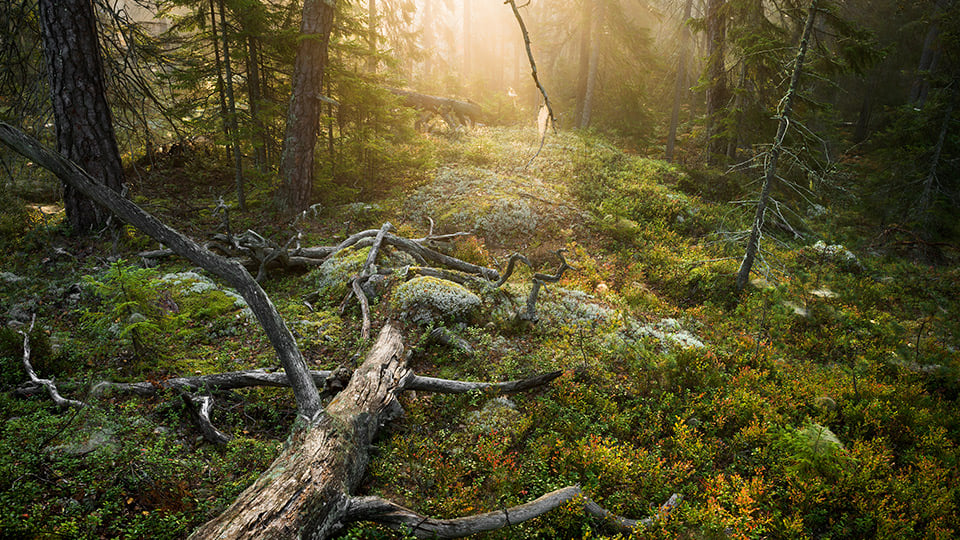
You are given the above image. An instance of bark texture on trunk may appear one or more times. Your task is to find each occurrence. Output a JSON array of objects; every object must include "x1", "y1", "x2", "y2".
[
  {"x1": 39, "y1": 0, "x2": 124, "y2": 232},
  {"x1": 279, "y1": 0, "x2": 336, "y2": 213},
  {"x1": 704, "y1": 0, "x2": 728, "y2": 164},
  {"x1": 666, "y1": 0, "x2": 693, "y2": 162},
  {"x1": 189, "y1": 324, "x2": 407, "y2": 539}
]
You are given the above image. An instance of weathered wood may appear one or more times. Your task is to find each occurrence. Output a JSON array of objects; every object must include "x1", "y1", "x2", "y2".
[
  {"x1": 344, "y1": 486, "x2": 681, "y2": 538},
  {"x1": 189, "y1": 324, "x2": 408, "y2": 539},
  {"x1": 18, "y1": 316, "x2": 84, "y2": 409},
  {"x1": 0, "y1": 123, "x2": 324, "y2": 420},
  {"x1": 390, "y1": 89, "x2": 483, "y2": 127}
]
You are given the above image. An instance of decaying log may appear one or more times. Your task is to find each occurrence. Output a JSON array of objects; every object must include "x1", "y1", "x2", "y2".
[
  {"x1": 345, "y1": 487, "x2": 681, "y2": 538},
  {"x1": 188, "y1": 324, "x2": 409, "y2": 539},
  {"x1": 389, "y1": 88, "x2": 483, "y2": 128}
]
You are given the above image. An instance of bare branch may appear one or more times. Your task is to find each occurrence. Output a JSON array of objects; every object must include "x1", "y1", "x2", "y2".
[
  {"x1": 345, "y1": 486, "x2": 681, "y2": 538},
  {"x1": 181, "y1": 393, "x2": 232, "y2": 445},
  {"x1": 17, "y1": 316, "x2": 84, "y2": 409},
  {"x1": 405, "y1": 370, "x2": 561, "y2": 394}
]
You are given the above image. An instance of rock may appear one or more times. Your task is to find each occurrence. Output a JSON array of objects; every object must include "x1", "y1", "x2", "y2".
[
  {"x1": 7, "y1": 301, "x2": 36, "y2": 323},
  {"x1": 807, "y1": 240, "x2": 862, "y2": 271},
  {"x1": 0, "y1": 272, "x2": 24, "y2": 283},
  {"x1": 48, "y1": 427, "x2": 118, "y2": 456},
  {"x1": 814, "y1": 396, "x2": 837, "y2": 411},
  {"x1": 467, "y1": 397, "x2": 519, "y2": 432},
  {"x1": 391, "y1": 276, "x2": 481, "y2": 325}
]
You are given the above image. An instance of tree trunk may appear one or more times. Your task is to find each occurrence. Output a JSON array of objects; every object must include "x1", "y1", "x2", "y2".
[
  {"x1": 218, "y1": 0, "x2": 246, "y2": 211},
  {"x1": 209, "y1": 0, "x2": 232, "y2": 162},
  {"x1": 917, "y1": 82, "x2": 956, "y2": 243},
  {"x1": 38, "y1": 0, "x2": 124, "y2": 232},
  {"x1": 190, "y1": 324, "x2": 407, "y2": 539},
  {"x1": 579, "y1": 2, "x2": 603, "y2": 129},
  {"x1": 574, "y1": 0, "x2": 593, "y2": 124},
  {"x1": 666, "y1": 0, "x2": 693, "y2": 162},
  {"x1": 704, "y1": 0, "x2": 728, "y2": 165},
  {"x1": 726, "y1": 61, "x2": 747, "y2": 160},
  {"x1": 246, "y1": 36, "x2": 268, "y2": 172},
  {"x1": 909, "y1": 0, "x2": 948, "y2": 108},
  {"x1": 278, "y1": 0, "x2": 336, "y2": 214},
  {"x1": 463, "y1": 0, "x2": 471, "y2": 80},
  {"x1": 736, "y1": 0, "x2": 818, "y2": 292},
  {"x1": 367, "y1": 0, "x2": 378, "y2": 73}
]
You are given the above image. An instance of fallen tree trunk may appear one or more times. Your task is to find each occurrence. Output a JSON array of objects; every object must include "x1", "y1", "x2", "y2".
[
  {"x1": 1, "y1": 123, "x2": 679, "y2": 538},
  {"x1": 389, "y1": 88, "x2": 483, "y2": 128},
  {"x1": 189, "y1": 324, "x2": 408, "y2": 539}
]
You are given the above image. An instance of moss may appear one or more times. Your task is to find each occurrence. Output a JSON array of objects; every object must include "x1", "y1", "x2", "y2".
[
  {"x1": 391, "y1": 276, "x2": 481, "y2": 325},
  {"x1": 310, "y1": 246, "x2": 371, "y2": 303}
]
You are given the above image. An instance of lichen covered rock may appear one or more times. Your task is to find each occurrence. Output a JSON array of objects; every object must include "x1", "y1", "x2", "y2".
[{"x1": 392, "y1": 276, "x2": 481, "y2": 324}]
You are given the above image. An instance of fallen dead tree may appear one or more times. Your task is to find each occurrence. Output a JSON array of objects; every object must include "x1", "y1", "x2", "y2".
[
  {"x1": 0, "y1": 122, "x2": 681, "y2": 538},
  {"x1": 389, "y1": 88, "x2": 484, "y2": 129}
]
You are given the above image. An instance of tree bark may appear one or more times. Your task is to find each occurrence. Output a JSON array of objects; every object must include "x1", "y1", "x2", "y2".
[
  {"x1": 189, "y1": 324, "x2": 408, "y2": 539},
  {"x1": 218, "y1": 0, "x2": 246, "y2": 211},
  {"x1": 278, "y1": 0, "x2": 336, "y2": 213},
  {"x1": 704, "y1": 0, "x2": 728, "y2": 165},
  {"x1": 735, "y1": 0, "x2": 818, "y2": 292},
  {"x1": 38, "y1": 0, "x2": 125, "y2": 232},
  {"x1": 579, "y1": 2, "x2": 603, "y2": 130},
  {"x1": 666, "y1": 0, "x2": 693, "y2": 162}
]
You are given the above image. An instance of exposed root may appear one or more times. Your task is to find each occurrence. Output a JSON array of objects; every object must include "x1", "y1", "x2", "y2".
[
  {"x1": 18, "y1": 316, "x2": 84, "y2": 409},
  {"x1": 181, "y1": 393, "x2": 232, "y2": 445}
]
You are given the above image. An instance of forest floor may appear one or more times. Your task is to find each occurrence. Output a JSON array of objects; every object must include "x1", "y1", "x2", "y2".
[{"x1": 1, "y1": 126, "x2": 959, "y2": 539}]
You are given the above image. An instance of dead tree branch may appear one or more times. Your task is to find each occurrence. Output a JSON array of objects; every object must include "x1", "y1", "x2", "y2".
[
  {"x1": 18, "y1": 316, "x2": 84, "y2": 409},
  {"x1": 345, "y1": 486, "x2": 681, "y2": 538},
  {"x1": 506, "y1": 0, "x2": 557, "y2": 132},
  {"x1": 0, "y1": 121, "x2": 324, "y2": 420},
  {"x1": 181, "y1": 393, "x2": 232, "y2": 445}
]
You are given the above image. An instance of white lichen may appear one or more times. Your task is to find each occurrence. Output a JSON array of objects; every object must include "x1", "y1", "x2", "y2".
[{"x1": 392, "y1": 276, "x2": 481, "y2": 325}]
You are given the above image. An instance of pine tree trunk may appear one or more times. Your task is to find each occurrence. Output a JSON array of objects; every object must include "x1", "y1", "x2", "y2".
[
  {"x1": 909, "y1": 0, "x2": 948, "y2": 107},
  {"x1": 246, "y1": 36, "x2": 267, "y2": 172},
  {"x1": 38, "y1": 0, "x2": 125, "y2": 232},
  {"x1": 278, "y1": 0, "x2": 336, "y2": 213},
  {"x1": 574, "y1": 0, "x2": 593, "y2": 124},
  {"x1": 579, "y1": 2, "x2": 603, "y2": 129},
  {"x1": 218, "y1": 0, "x2": 245, "y2": 211},
  {"x1": 367, "y1": 0, "x2": 377, "y2": 73},
  {"x1": 736, "y1": 0, "x2": 818, "y2": 292},
  {"x1": 209, "y1": 0, "x2": 231, "y2": 161},
  {"x1": 704, "y1": 0, "x2": 728, "y2": 165},
  {"x1": 918, "y1": 83, "x2": 956, "y2": 245},
  {"x1": 463, "y1": 0, "x2": 471, "y2": 81},
  {"x1": 666, "y1": 0, "x2": 693, "y2": 162}
]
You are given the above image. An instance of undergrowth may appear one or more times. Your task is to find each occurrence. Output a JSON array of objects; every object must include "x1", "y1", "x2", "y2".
[{"x1": 1, "y1": 127, "x2": 957, "y2": 539}]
